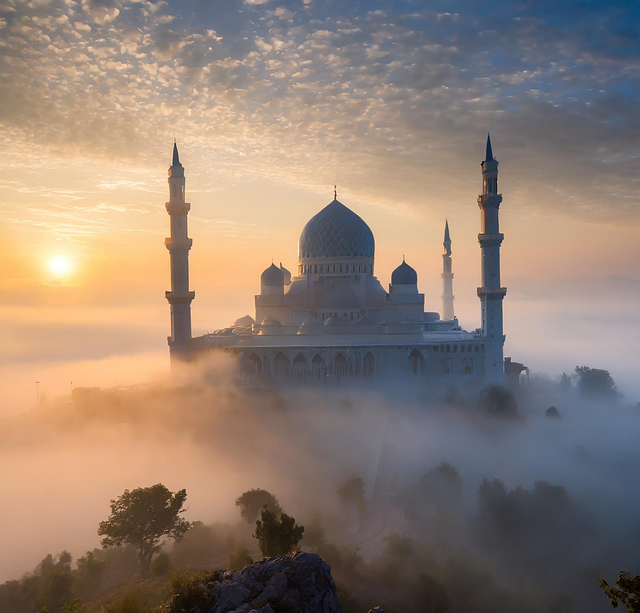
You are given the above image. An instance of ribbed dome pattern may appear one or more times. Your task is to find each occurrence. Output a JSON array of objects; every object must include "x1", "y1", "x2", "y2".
[{"x1": 299, "y1": 199, "x2": 375, "y2": 259}]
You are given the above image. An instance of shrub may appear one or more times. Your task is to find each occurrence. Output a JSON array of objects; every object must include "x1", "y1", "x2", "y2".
[
  {"x1": 151, "y1": 552, "x2": 171, "y2": 577},
  {"x1": 253, "y1": 510, "x2": 304, "y2": 557},
  {"x1": 103, "y1": 589, "x2": 150, "y2": 613},
  {"x1": 228, "y1": 545, "x2": 253, "y2": 570},
  {"x1": 164, "y1": 570, "x2": 221, "y2": 613}
]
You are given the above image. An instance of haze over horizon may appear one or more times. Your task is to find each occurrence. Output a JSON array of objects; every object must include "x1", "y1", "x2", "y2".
[{"x1": 1, "y1": 0, "x2": 639, "y2": 411}]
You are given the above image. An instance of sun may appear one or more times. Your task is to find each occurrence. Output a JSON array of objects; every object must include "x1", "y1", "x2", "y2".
[{"x1": 49, "y1": 256, "x2": 71, "y2": 277}]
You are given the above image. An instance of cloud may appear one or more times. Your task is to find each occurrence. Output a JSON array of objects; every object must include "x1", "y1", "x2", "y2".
[{"x1": 0, "y1": 0, "x2": 637, "y2": 225}]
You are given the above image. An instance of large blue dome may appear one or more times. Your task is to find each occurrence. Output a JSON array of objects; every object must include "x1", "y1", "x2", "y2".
[{"x1": 299, "y1": 199, "x2": 375, "y2": 259}]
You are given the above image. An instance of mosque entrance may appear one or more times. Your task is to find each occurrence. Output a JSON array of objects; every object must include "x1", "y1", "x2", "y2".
[{"x1": 409, "y1": 349, "x2": 425, "y2": 375}]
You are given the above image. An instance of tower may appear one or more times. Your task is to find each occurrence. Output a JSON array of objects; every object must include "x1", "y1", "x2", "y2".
[
  {"x1": 477, "y1": 134, "x2": 507, "y2": 382},
  {"x1": 441, "y1": 219, "x2": 454, "y2": 321},
  {"x1": 165, "y1": 142, "x2": 195, "y2": 364}
]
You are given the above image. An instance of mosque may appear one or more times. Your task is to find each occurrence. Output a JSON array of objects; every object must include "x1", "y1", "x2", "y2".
[{"x1": 164, "y1": 136, "x2": 515, "y2": 385}]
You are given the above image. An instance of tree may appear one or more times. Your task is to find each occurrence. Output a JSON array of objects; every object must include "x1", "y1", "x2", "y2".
[
  {"x1": 575, "y1": 366, "x2": 620, "y2": 398},
  {"x1": 253, "y1": 509, "x2": 304, "y2": 557},
  {"x1": 98, "y1": 484, "x2": 190, "y2": 577},
  {"x1": 546, "y1": 406, "x2": 561, "y2": 419},
  {"x1": 478, "y1": 385, "x2": 519, "y2": 418},
  {"x1": 338, "y1": 476, "x2": 367, "y2": 522},
  {"x1": 235, "y1": 489, "x2": 282, "y2": 524},
  {"x1": 76, "y1": 551, "x2": 105, "y2": 579},
  {"x1": 600, "y1": 572, "x2": 640, "y2": 612}
]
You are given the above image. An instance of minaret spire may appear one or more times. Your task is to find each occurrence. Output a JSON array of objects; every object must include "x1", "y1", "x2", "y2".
[
  {"x1": 441, "y1": 219, "x2": 454, "y2": 321},
  {"x1": 477, "y1": 135, "x2": 507, "y2": 382},
  {"x1": 485, "y1": 133, "x2": 494, "y2": 162},
  {"x1": 165, "y1": 142, "x2": 195, "y2": 365},
  {"x1": 172, "y1": 140, "x2": 181, "y2": 167}
]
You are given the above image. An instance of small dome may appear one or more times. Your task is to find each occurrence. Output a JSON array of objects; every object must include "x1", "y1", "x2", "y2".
[
  {"x1": 260, "y1": 317, "x2": 282, "y2": 327},
  {"x1": 299, "y1": 199, "x2": 375, "y2": 259},
  {"x1": 300, "y1": 314, "x2": 322, "y2": 326},
  {"x1": 391, "y1": 260, "x2": 417, "y2": 285},
  {"x1": 279, "y1": 263, "x2": 292, "y2": 285},
  {"x1": 233, "y1": 315, "x2": 255, "y2": 327},
  {"x1": 261, "y1": 263, "x2": 284, "y2": 287},
  {"x1": 324, "y1": 315, "x2": 349, "y2": 326}
]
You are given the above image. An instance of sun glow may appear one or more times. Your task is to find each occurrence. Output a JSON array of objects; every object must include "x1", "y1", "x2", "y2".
[{"x1": 49, "y1": 256, "x2": 71, "y2": 277}]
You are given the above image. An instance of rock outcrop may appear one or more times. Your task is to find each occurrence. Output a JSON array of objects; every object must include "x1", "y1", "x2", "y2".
[{"x1": 207, "y1": 552, "x2": 340, "y2": 613}]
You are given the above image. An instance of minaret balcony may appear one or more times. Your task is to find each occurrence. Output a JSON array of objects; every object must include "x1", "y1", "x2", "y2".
[
  {"x1": 477, "y1": 233, "x2": 504, "y2": 248},
  {"x1": 165, "y1": 290, "x2": 195, "y2": 304},
  {"x1": 477, "y1": 193, "x2": 502, "y2": 209},
  {"x1": 165, "y1": 201, "x2": 191, "y2": 215},
  {"x1": 477, "y1": 287, "x2": 507, "y2": 300},
  {"x1": 165, "y1": 237, "x2": 193, "y2": 252}
]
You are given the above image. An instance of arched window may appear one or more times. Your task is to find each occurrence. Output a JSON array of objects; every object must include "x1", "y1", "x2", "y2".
[
  {"x1": 292, "y1": 353, "x2": 308, "y2": 377},
  {"x1": 272, "y1": 352, "x2": 289, "y2": 377},
  {"x1": 409, "y1": 349, "x2": 425, "y2": 375},
  {"x1": 363, "y1": 352, "x2": 375, "y2": 377},
  {"x1": 247, "y1": 354, "x2": 262, "y2": 377},
  {"x1": 334, "y1": 353, "x2": 349, "y2": 377},
  {"x1": 311, "y1": 353, "x2": 326, "y2": 378}
]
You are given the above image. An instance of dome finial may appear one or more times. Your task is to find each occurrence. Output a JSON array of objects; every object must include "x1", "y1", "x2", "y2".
[
  {"x1": 333, "y1": 185, "x2": 337, "y2": 200},
  {"x1": 403, "y1": 254, "x2": 405, "y2": 263}
]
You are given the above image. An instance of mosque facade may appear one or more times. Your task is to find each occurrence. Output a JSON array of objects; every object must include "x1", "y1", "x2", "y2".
[{"x1": 164, "y1": 137, "x2": 508, "y2": 386}]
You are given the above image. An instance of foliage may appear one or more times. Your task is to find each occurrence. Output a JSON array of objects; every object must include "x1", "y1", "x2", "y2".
[
  {"x1": 253, "y1": 509, "x2": 304, "y2": 557},
  {"x1": 301, "y1": 517, "x2": 326, "y2": 549},
  {"x1": 337, "y1": 476, "x2": 367, "y2": 522},
  {"x1": 600, "y1": 572, "x2": 640, "y2": 612},
  {"x1": 170, "y1": 521, "x2": 221, "y2": 567},
  {"x1": 317, "y1": 544, "x2": 362, "y2": 577},
  {"x1": 478, "y1": 385, "x2": 519, "y2": 418},
  {"x1": 76, "y1": 551, "x2": 105, "y2": 579},
  {"x1": 336, "y1": 585, "x2": 360, "y2": 613},
  {"x1": 546, "y1": 406, "x2": 561, "y2": 419},
  {"x1": 413, "y1": 573, "x2": 451, "y2": 613},
  {"x1": 164, "y1": 570, "x2": 221, "y2": 613},
  {"x1": 61, "y1": 599, "x2": 87, "y2": 613},
  {"x1": 417, "y1": 462, "x2": 463, "y2": 511},
  {"x1": 151, "y1": 552, "x2": 171, "y2": 577},
  {"x1": 575, "y1": 366, "x2": 620, "y2": 398},
  {"x1": 103, "y1": 589, "x2": 150, "y2": 613},
  {"x1": 337, "y1": 476, "x2": 365, "y2": 505},
  {"x1": 235, "y1": 489, "x2": 282, "y2": 524},
  {"x1": 228, "y1": 545, "x2": 253, "y2": 570},
  {"x1": 98, "y1": 484, "x2": 190, "y2": 577}
]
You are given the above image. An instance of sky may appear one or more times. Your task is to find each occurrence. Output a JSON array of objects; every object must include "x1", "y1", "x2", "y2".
[{"x1": 0, "y1": 0, "x2": 639, "y2": 410}]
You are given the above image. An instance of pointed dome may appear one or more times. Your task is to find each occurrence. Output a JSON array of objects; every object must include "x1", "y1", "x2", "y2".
[
  {"x1": 299, "y1": 199, "x2": 375, "y2": 259},
  {"x1": 279, "y1": 262, "x2": 291, "y2": 285},
  {"x1": 261, "y1": 263, "x2": 284, "y2": 287},
  {"x1": 391, "y1": 260, "x2": 417, "y2": 285}
]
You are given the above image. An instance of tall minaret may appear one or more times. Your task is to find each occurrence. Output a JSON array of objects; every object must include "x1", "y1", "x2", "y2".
[
  {"x1": 477, "y1": 134, "x2": 507, "y2": 382},
  {"x1": 165, "y1": 142, "x2": 195, "y2": 364},
  {"x1": 441, "y1": 219, "x2": 454, "y2": 321}
]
